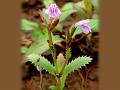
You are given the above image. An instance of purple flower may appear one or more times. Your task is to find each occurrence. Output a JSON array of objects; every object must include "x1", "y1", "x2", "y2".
[
  {"x1": 75, "y1": 19, "x2": 91, "y2": 34},
  {"x1": 45, "y1": 3, "x2": 61, "y2": 19}
]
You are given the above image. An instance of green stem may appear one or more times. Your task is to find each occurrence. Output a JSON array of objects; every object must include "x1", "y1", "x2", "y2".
[
  {"x1": 47, "y1": 30, "x2": 59, "y2": 75},
  {"x1": 48, "y1": 30, "x2": 56, "y2": 65},
  {"x1": 55, "y1": 76, "x2": 62, "y2": 90},
  {"x1": 60, "y1": 29, "x2": 70, "y2": 75},
  {"x1": 47, "y1": 27, "x2": 63, "y2": 90}
]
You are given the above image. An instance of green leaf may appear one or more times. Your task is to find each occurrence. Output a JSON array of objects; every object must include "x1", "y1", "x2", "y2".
[
  {"x1": 25, "y1": 35, "x2": 63, "y2": 59},
  {"x1": 38, "y1": 55, "x2": 56, "y2": 75},
  {"x1": 83, "y1": 0, "x2": 93, "y2": 15},
  {"x1": 49, "y1": 85, "x2": 57, "y2": 90},
  {"x1": 60, "y1": 3, "x2": 77, "y2": 21},
  {"x1": 21, "y1": 46, "x2": 29, "y2": 53},
  {"x1": 31, "y1": 29, "x2": 48, "y2": 41},
  {"x1": 62, "y1": 3, "x2": 74, "y2": 11},
  {"x1": 64, "y1": 56, "x2": 92, "y2": 75},
  {"x1": 60, "y1": 56, "x2": 92, "y2": 89},
  {"x1": 93, "y1": 14, "x2": 99, "y2": 19},
  {"x1": 74, "y1": 1, "x2": 88, "y2": 19},
  {"x1": 60, "y1": 10, "x2": 76, "y2": 22},
  {"x1": 25, "y1": 30, "x2": 49, "y2": 56},
  {"x1": 21, "y1": 19, "x2": 40, "y2": 31},
  {"x1": 92, "y1": 0, "x2": 99, "y2": 8},
  {"x1": 91, "y1": 0, "x2": 99, "y2": 13},
  {"x1": 27, "y1": 53, "x2": 40, "y2": 63},
  {"x1": 88, "y1": 19, "x2": 99, "y2": 32},
  {"x1": 52, "y1": 35, "x2": 63, "y2": 44},
  {"x1": 27, "y1": 54, "x2": 56, "y2": 75},
  {"x1": 25, "y1": 41, "x2": 49, "y2": 56},
  {"x1": 56, "y1": 24, "x2": 62, "y2": 31},
  {"x1": 42, "y1": 0, "x2": 54, "y2": 8}
]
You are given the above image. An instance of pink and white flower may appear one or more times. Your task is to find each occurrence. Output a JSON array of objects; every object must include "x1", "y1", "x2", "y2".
[
  {"x1": 45, "y1": 3, "x2": 61, "y2": 19},
  {"x1": 75, "y1": 19, "x2": 91, "y2": 34}
]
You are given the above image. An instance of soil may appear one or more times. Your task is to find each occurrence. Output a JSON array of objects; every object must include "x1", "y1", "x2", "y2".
[{"x1": 21, "y1": 0, "x2": 99, "y2": 90}]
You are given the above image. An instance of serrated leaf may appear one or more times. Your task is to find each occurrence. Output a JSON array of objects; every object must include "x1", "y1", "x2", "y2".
[
  {"x1": 27, "y1": 54, "x2": 56, "y2": 75},
  {"x1": 27, "y1": 54, "x2": 40, "y2": 63},
  {"x1": 65, "y1": 48, "x2": 71, "y2": 61},
  {"x1": 21, "y1": 19, "x2": 40, "y2": 31},
  {"x1": 27, "y1": 54, "x2": 42, "y2": 71},
  {"x1": 38, "y1": 55, "x2": 56, "y2": 75},
  {"x1": 60, "y1": 56, "x2": 92, "y2": 89}
]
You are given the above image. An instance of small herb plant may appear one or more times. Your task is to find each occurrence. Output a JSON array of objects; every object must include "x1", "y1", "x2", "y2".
[{"x1": 25, "y1": 3, "x2": 94, "y2": 90}]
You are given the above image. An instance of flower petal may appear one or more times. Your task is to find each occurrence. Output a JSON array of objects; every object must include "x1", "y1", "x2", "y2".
[
  {"x1": 80, "y1": 24, "x2": 91, "y2": 34},
  {"x1": 45, "y1": 3, "x2": 61, "y2": 18},
  {"x1": 75, "y1": 19, "x2": 91, "y2": 27}
]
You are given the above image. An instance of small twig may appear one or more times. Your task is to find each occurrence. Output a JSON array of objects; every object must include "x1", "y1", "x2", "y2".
[
  {"x1": 84, "y1": 67, "x2": 88, "y2": 89},
  {"x1": 39, "y1": 70, "x2": 43, "y2": 90},
  {"x1": 77, "y1": 70, "x2": 85, "y2": 90}
]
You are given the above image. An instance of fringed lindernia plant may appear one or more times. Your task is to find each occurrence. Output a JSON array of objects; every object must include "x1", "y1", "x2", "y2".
[{"x1": 27, "y1": 3, "x2": 92, "y2": 90}]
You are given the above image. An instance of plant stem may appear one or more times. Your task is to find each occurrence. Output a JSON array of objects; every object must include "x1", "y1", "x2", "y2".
[
  {"x1": 60, "y1": 29, "x2": 70, "y2": 74},
  {"x1": 48, "y1": 30, "x2": 56, "y2": 65},
  {"x1": 47, "y1": 28, "x2": 62, "y2": 89},
  {"x1": 47, "y1": 30, "x2": 59, "y2": 75},
  {"x1": 55, "y1": 76, "x2": 62, "y2": 90}
]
